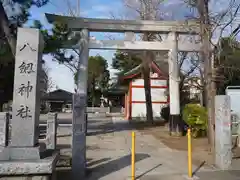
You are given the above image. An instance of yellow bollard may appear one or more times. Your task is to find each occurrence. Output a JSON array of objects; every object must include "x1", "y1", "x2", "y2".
[
  {"x1": 131, "y1": 131, "x2": 135, "y2": 180},
  {"x1": 187, "y1": 128, "x2": 192, "y2": 178}
]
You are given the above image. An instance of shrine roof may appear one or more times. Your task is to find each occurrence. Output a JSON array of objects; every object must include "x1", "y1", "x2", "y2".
[
  {"x1": 42, "y1": 89, "x2": 73, "y2": 102},
  {"x1": 121, "y1": 60, "x2": 168, "y2": 81}
]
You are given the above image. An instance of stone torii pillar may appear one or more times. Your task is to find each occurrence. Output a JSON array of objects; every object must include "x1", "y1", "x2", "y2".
[
  {"x1": 168, "y1": 32, "x2": 181, "y2": 135},
  {"x1": 72, "y1": 29, "x2": 89, "y2": 179}
]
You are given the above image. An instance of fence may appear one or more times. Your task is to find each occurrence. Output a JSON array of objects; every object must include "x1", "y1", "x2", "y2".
[
  {"x1": 86, "y1": 107, "x2": 110, "y2": 113},
  {"x1": 1, "y1": 112, "x2": 57, "y2": 150}
]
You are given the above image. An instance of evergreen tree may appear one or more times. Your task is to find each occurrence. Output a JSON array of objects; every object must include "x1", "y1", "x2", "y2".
[
  {"x1": 0, "y1": 0, "x2": 49, "y2": 110},
  {"x1": 112, "y1": 50, "x2": 142, "y2": 76}
]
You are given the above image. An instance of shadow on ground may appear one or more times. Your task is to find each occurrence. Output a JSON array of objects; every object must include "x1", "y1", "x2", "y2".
[
  {"x1": 56, "y1": 154, "x2": 150, "y2": 180},
  {"x1": 196, "y1": 170, "x2": 240, "y2": 180},
  {"x1": 57, "y1": 134, "x2": 72, "y2": 137},
  {"x1": 57, "y1": 144, "x2": 71, "y2": 149},
  {"x1": 136, "y1": 163, "x2": 162, "y2": 179},
  {"x1": 55, "y1": 116, "x2": 165, "y2": 179},
  {"x1": 86, "y1": 153, "x2": 150, "y2": 179},
  {"x1": 193, "y1": 161, "x2": 206, "y2": 176},
  {"x1": 87, "y1": 158, "x2": 111, "y2": 167},
  {"x1": 87, "y1": 120, "x2": 167, "y2": 136},
  {"x1": 56, "y1": 168, "x2": 72, "y2": 180}
]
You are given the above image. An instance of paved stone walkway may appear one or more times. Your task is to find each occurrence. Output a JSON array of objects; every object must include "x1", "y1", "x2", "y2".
[{"x1": 85, "y1": 116, "x2": 214, "y2": 180}]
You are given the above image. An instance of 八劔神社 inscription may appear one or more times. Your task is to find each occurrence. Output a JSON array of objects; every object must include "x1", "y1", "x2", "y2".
[
  {"x1": 18, "y1": 62, "x2": 35, "y2": 74},
  {"x1": 18, "y1": 81, "x2": 33, "y2": 97},
  {"x1": 16, "y1": 43, "x2": 35, "y2": 118},
  {"x1": 16, "y1": 105, "x2": 32, "y2": 119},
  {"x1": 19, "y1": 43, "x2": 36, "y2": 52}
]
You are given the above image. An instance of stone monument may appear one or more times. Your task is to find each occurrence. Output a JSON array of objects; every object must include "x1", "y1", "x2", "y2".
[
  {"x1": 0, "y1": 113, "x2": 9, "y2": 148},
  {"x1": 46, "y1": 113, "x2": 57, "y2": 150},
  {"x1": 215, "y1": 95, "x2": 232, "y2": 169},
  {"x1": 0, "y1": 28, "x2": 59, "y2": 179},
  {"x1": 10, "y1": 27, "x2": 44, "y2": 159},
  {"x1": 100, "y1": 95, "x2": 104, "y2": 107}
]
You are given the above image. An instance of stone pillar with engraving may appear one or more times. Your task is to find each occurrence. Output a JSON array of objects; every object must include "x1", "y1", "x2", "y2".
[
  {"x1": 9, "y1": 28, "x2": 43, "y2": 160},
  {"x1": 215, "y1": 95, "x2": 232, "y2": 169},
  {"x1": 0, "y1": 27, "x2": 59, "y2": 179}
]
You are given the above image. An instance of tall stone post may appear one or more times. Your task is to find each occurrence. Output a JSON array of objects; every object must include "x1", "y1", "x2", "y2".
[
  {"x1": 0, "y1": 113, "x2": 9, "y2": 147},
  {"x1": 10, "y1": 28, "x2": 44, "y2": 160},
  {"x1": 215, "y1": 95, "x2": 232, "y2": 169},
  {"x1": 72, "y1": 29, "x2": 89, "y2": 179},
  {"x1": 168, "y1": 32, "x2": 181, "y2": 135},
  {"x1": 0, "y1": 113, "x2": 9, "y2": 160},
  {"x1": 0, "y1": 28, "x2": 59, "y2": 179}
]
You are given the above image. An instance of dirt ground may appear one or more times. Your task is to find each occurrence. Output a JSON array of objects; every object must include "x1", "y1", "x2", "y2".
[
  {"x1": 132, "y1": 121, "x2": 240, "y2": 168},
  {"x1": 131, "y1": 122, "x2": 214, "y2": 167}
]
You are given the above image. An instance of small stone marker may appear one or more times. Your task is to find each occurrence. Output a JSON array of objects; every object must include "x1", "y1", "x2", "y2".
[
  {"x1": 215, "y1": 95, "x2": 232, "y2": 169},
  {"x1": 11, "y1": 28, "x2": 43, "y2": 147},
  {"x1": 0, "y1": 113, "x2": 9, "y2": 147},
  {"x1": 46, "y1": 113, "x2": 57, "y2": 150},
  {"x1": 238, "y1": 124, "x2": 240, "y2": 147}
]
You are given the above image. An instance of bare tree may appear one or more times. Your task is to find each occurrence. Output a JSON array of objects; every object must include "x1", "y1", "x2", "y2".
[
  {"x1": 111, "y1": 0, "x2": 198, "y2": 130},
  {"x1": 49, "y1": 0, "x2": 83, "y2": 90},
  {"x1": 109, "y1": 0, "x2": 201, "y2": 127},
  {"x1": 0, "y1": 1, "x2": 16, "y2": 56},
  {"x1": 46, "y1": 76, "x2": 55, "y2": 93},
  {"x1": 184, "y1": 0, "x2": 240, "y2": 152},
  {"x1": 140, "y1": 0, "x2": 157, "y2": 124},
  {"x1": 113, "y1": 0, "x2": 167, "y2": 124},
  {"x1": 41, "y1": 66, "x2": 55, "y2": 93},
  {"x1": 178, "y1": 52, "x2": 205, "y2": 105}
]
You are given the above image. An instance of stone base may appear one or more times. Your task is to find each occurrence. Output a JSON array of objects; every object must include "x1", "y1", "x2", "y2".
[
  {"x1": 131, "y1": 116, "x2": 164, "y2": 121},
  {"x1": 0, "y1": 150, "x2": 59, "y2": 176},
  {"x1": 0, "y1": 147, "x2": 10, "y2": 161},
  {"x1": 0, "y1": 144, "x2": 46, "y2": 160},
  {"x1": 170, "y1": 131, "x2": 182, "y2": 136},
  {"x1": 182, "y1": 175, "x2": 200, "y2": 180},
  {"x1": 169, "y1": 114, "x2": 183, "y2": 136},
  {"x1": 0, "y1": 174, "x2": 54, "y2": 180}
]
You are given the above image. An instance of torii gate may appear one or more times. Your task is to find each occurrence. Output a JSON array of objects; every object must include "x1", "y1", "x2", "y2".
[{"x1": 45, "y1": 13, "x2": 201, "y2": 179}]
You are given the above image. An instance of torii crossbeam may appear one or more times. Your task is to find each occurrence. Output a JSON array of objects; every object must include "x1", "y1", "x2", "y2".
[{"x1": 45, "y1": 13, "x2": 200, "y2": 34}]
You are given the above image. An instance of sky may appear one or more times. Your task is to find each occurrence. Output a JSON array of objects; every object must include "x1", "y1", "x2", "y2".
[{"x1": 21, "y1": 0, "x2": 240, "y2": 93}]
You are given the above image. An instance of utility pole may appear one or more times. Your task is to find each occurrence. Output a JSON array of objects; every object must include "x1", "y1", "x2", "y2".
[{"x1": 77, "y1": 0, "x2": 80, "y2": 17}]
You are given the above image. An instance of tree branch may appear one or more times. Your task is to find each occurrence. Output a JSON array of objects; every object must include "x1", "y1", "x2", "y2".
[{"x1": 0, "y1": 2, "x2": 16, "y2": 56}]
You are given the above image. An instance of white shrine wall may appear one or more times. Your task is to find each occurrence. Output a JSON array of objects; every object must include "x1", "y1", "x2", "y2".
[{"x1": 130, "y1": 76, "x2": 168, "y2": 119}]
